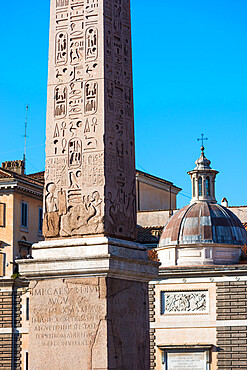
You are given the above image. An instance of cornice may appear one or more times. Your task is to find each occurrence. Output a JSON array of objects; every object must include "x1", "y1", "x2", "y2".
[{"x1": 0, "y1": 180, "x2": 43, "y2": 198}]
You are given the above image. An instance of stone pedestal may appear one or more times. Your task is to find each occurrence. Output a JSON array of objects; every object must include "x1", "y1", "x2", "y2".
[{"x1": 18, "y1": 238, "x2": 158, "y2": 369}]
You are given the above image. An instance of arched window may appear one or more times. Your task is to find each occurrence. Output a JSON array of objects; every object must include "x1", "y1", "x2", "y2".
[
  {"x1": 193, "y1": 178, "x2": 196, "y2": 197},
  {"x1": 206, "y1": 177, "x2": 210, "y2": 196},
  {"x1": 198, "y1": 177, "x2": 202, "y2": 196}
]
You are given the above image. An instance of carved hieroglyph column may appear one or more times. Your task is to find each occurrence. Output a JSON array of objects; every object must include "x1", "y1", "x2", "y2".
[
  {"x1": 17, "y1": 1, "x2": 159, "y2": 369},
  {"x1": 43, "y1": 0, "x2": 136, "y2": 241}
]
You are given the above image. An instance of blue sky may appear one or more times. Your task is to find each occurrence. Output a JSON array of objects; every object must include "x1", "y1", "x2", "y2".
[{"x1": 0, "y1": 0, "x2": 246, "y2": 208}]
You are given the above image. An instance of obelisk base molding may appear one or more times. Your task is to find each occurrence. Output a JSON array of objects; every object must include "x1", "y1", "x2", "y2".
[{"x1": 17, "y1": 238, "x2": 159, "y2": 370}]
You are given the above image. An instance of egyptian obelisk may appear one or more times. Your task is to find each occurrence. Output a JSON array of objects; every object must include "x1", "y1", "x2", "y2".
[{"x1": 18, "y1": 0, "x2": 158, "y2": 368}]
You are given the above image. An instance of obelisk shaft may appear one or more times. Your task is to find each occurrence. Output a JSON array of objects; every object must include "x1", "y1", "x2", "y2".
[{"x1": 43, "y1": 0, "x2": 136, "y2": 240}]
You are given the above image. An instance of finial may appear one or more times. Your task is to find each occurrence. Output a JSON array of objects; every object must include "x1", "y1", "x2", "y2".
[{"x1": 197, "y1": 134, "x2": 208, "y2": 150}]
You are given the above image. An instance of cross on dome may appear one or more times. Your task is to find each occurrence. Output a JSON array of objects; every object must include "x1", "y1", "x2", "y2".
[{"x1": 197, "y1": 133, "x2": 208, "y2": 152}]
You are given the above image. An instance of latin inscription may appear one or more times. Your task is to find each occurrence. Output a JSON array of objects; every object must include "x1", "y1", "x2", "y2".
[{"x1": 30, "y1": 280, "x2": 105, "y2": 350}]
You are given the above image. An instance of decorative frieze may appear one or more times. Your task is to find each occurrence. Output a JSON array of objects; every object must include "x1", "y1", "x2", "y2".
[{"x1": 161, "y1": 291, "x2": 209, "y2": 314}]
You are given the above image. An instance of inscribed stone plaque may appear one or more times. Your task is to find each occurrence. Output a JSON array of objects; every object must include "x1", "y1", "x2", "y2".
[
  {"x1": 29, "y1": 278, "x2": 107, "y2": 369},
  {"x1": 44, "y1": 0, "x2": 136, "y2": 240},
  {"x1": 167, "y1": 352, "x2": 207, "y2": 370}
]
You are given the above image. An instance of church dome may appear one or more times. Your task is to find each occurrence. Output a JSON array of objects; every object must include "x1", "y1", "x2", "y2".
[
  {"x1": 158, "y1": 142, "x2": 247, "y2": 266},
  {"x1": 159, "y1": 202, "x2": 247, "y2": 247}
]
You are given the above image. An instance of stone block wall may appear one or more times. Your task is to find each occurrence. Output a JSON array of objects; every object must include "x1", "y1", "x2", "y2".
[
  {"x1": 216, "y1": 281, "x2": 247, "y2": 320},
  {"x1": 149, "y1": 284, "x2": 156, "y2": 369},
  {"x1": 217, "y1": 326, "x2": 247, "y2": 368},
  {"x1": 216, "y1": 281, "x2": 247, "y2": 369},
  {"x1": 0, "y1": 289, "x2": 22, "y2": 369}
]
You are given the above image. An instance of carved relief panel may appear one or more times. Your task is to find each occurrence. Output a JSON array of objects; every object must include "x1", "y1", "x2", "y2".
[{"x1": 161, "y1": 291, "x2": 209, "y2": 314}]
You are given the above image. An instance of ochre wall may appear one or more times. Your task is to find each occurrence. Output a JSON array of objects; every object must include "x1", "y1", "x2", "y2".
[
  {"x1": 0, "y1": 190, "x2": 43, "y2": 277},
  {"x1": 137, "y1": 182, "x2": 177, "y2": 212},
  {"x1": 229, "y1": 206, "x2": 247, "y2": 223},
  {"x1": 13, "y1": 192, "x2": 43, "y2": 261},
  {"x1": 0, "y1": 193, "x2": 14, "y2": 276}
]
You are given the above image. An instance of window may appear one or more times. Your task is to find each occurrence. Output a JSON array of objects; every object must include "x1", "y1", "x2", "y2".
[
  {"x1": 26, "y1": 352, "x2": 29, "y2": 370},
  {"x1": 0, "y1": 203, "x2": 5, "y2": 227},
  {"x1": 21, "y1": 202, "x2": 28, "y2": 228},
  {"x1": 206, "y1": 177, "x2": 210, "y2": 196},
  {"x1": 26, "y1": 297, "x2": 30, "y2": 321},
  {"x1": 38, "y1": 207, "x2": 43, "y2": 234},
  {"x1": 198, "y1": 177, "x2": 202, "y2": 196},
  {"x1": 193, "y1": 178, "x2": 196, "y2": 197}
]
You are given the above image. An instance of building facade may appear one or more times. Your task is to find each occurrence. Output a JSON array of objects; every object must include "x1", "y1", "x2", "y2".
[
  {"x1": 0, "y1": 161, "x2": 43, "y2": 369},
  {"x1": 151, "y1": 148, "x2": 247, "y2": 370}
]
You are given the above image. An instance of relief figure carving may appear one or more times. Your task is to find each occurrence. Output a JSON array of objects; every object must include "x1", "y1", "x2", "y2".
[
  {"x1": 43, "y1": 182, "x2": 60, "y2": 237},
  {"x1": 43, "y1": 212, "x2": 60, "y2": 238},
  {"x1": 60, "y1": 191, "x2": 103, "y2": 236},
  {"x1": 105, "y1": 177, "x2": 136, "y2": 238},
  {"x1": 46, "y1": 183, "x2": 58, "y2": 213},
  {"x1": 164, "y1": 292, "x2": 207, "y2": 313}
]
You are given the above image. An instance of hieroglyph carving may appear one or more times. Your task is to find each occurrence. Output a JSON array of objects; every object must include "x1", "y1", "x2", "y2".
[
  {"x1": 54, "y1": 85, "x2": 67, "y2": 118},
  {"x1": 44, "y1": 0, "x2": 136, "y2": 239},
  {"x1": 85, "y1": 81, "x2": 98, "y2": 115},
  {"x1": 85, "y1": 27, "x2": 98, "y2": 61},
  {"x1": 55, "y1": 33, "x2": 68, "y2": 65},
  {"x1": 161, "y1": 291, "x2": 208, "y2": 314}
]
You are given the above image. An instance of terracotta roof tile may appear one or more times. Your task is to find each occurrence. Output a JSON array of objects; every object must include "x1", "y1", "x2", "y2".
[
  {"x1": 136, "y1": 226, "x2": 163, "y2": 244},
  {"x1": 0, "y1": 168, "x2": 43, "y2": 187},
  {"x1": 160, "y1": 202, "x2": 247, "y2": 247}
]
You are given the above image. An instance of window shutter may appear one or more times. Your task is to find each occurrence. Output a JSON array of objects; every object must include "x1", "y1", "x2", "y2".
[
  {"x1": 21, "y1": 202, "x2": 28, "y2": 228},
  {"x1": 0, "y1": 203, "x2": 5, "y2": 227},
  {"x1": 39, "y1": 208, "x2": 43, "y2": 233},
  {"x1": 0, "y1": 254, "x2": 4, "y2": 276}
]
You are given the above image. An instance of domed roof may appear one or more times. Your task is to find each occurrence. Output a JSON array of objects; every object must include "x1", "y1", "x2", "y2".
[{"x1": 159, "y1": 202, "x2": 247, "y2": 247}]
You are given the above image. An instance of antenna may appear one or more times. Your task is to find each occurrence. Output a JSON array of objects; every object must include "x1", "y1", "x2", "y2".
[{"x1": 23, "y1": 105, "x2": 29, "y2": 173}]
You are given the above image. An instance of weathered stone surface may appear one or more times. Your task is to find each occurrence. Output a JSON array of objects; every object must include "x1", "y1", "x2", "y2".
[
  {"x1": 29, "y1": 277, "x2": 150, "y2": 370},
  {"x1": 44, "y1": 0, "x2": 136, "y2": 240}
]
